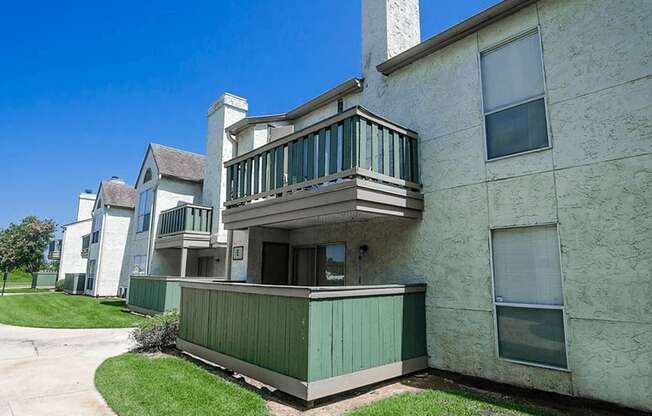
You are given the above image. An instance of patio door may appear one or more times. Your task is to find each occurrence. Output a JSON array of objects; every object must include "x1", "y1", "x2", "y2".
[
  {"x1": 292, "y1": 243, "x2": 345, "y2": 286},
  {"x1": 261, "y1": 242, "x2": 289, "y2": 285}
]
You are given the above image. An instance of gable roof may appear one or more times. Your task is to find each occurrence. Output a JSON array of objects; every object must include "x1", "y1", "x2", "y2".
[
  {"x1": 226, "y1": 78, "x2": 364, "y2": 135},
  {"x1": 145, "y1": 144, "x2": 205, "y2": 184},
  {"x1": 377, "y1": 0, "x2": 535, "y2": 75},
  {"x1": 98, "y1": 180, "x2": 136, "y2": 210}
]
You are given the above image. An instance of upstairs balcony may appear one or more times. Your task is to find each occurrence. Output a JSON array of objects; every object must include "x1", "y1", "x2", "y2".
[
  {"x1": 48, "y1": 239, "x2": 62, "y2": 260},
  {"x1": 156, "y1": 204, "x2": 213, "y2": 249},
  {"x1": 223, "y1": 106, "x2": 423, "y2": 230},
  {"x1": 81, "y1": 234, "x2": 90, "y2": 258}
]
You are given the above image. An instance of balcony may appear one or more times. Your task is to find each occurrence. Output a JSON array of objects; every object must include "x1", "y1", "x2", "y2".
[
  {"x1": 47, "y1": 239, "x2": 62, "y2": 260},
  {"x1": 81, "y1": 234, "x2": 90, "y2": 258},
  {"x1": 223, "y1": 106, "x2": 423, "y2": 230},
  {"x1": 155, "y1": 204, "x2": 213, "y2": 249},
  {"x1": 176, "y1": 280, "x2": 427, "y2": 402}
]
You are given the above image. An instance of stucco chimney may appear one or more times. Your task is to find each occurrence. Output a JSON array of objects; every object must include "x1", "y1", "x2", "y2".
[
  {"x1": 361, "y1": 0, "x2": 420, "y2": 89},
  {"x1": 203, "y1": 93, "x2": 248, "y2": 244},
  {"x1": 76, "y1": 192, "x2": 97, "y2": 222}
]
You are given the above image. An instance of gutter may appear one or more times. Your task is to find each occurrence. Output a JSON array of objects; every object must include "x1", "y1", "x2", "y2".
[{"x1": 377, "y1": 0, "x2": 536, "y2": 75}]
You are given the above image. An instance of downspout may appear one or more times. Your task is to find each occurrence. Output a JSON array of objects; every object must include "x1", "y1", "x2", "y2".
[
  {"x1": 225, "y1": 230, "x2": 233, "y2": 280},
  {"x1": 224, "y1": 132, "x2": 238, "y2": 280}
]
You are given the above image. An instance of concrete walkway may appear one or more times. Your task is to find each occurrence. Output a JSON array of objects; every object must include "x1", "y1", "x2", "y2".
[{"x1": 0, "y1": 324, "x2": 132, "y2": 416}]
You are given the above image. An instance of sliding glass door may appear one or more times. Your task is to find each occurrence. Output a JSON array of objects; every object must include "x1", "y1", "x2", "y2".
[{"x1": 293, "y1": 243, "x2": 345, "y2": 286}]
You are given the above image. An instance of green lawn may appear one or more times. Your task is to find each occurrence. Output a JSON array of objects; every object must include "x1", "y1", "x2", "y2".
[
  {"x1": 1, "y1": 287, "x2": 51, "y2": 294},
  {"x1": 3, "y1": 269, "x2": 32, "y2": 284},
  {"x1": 347, "y1": 390, "x2": 559, "y2": 416},
  {"x1": 0, "y1": 292, "x2": 145, "y2": 328},
  {"x1": 96, "y1": 353, "x2": 268, "y2": 416}
]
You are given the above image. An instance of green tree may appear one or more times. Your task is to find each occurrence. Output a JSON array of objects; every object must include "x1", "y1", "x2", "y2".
[{"x1": 0, "y1": 216, "x2": 56, "y2": 295}]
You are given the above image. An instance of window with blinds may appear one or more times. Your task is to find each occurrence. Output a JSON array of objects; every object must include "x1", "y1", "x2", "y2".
[
  {"x1": 491, "y1": 225, "x2": 567, "y2": 369},
  {"x1": 481, "y1": 31, "x2": 549, "y2": 159}
]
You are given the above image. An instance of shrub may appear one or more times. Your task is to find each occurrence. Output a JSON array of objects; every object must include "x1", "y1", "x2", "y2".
[
  {"x1": 131, "y1": 311, "x2": 179, "y2": 351},
  {"x1": 55, "y1": 279, "x2": 64, "y2": 292}
]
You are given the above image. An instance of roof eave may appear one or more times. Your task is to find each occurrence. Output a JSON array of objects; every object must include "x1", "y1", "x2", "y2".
[{"x1": 377, "y1": 0, "x2": 536, "y2": 75}]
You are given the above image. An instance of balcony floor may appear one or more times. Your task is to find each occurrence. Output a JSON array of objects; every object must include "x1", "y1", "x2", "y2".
[{"x1": 223, "y1": 177, "x2": 423, "y2": 230}]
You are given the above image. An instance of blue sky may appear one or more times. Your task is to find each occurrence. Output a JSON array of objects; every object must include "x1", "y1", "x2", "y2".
[{"x1": 0, "y1": 0, "x2": 498, "y2": 233}]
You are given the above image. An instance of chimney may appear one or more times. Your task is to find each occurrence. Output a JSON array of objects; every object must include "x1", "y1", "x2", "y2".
[
  {"x1": 76, "y1": 191, "x2": 97, "y2": 222},
  {"x1": 361, "y1": 0, "x2": 420, "y2": 90},
  {"x1": 203, "y1": 93, "x2": 248, "y2": 245}
]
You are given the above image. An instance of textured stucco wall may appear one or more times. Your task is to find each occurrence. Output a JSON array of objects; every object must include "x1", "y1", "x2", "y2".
[
  {"x1": 205, "y1": 93, "x2": 248, "y2": 245},
  {"x1": 76, "y1": 193, "x2": 96, "y2": 222},
  {"x1": 267, "y1": 0, "x2": 652, "y2": 410},
  {"x1": 355, "y1": 0, "x2": 651, "y2": 409},
  {"x1": 58, "y1": 219, "x2": 92, "y2": 280},
  {"x1": 95, "y1": 207, "x2": 132, "y2": 297},
  {"x1": 148, "y1": 178, "x2": 203, "y2": 276}
]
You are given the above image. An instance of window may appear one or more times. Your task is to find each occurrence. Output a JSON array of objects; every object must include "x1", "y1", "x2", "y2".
[
  {"x1": 143, "y1": 168, "x2": 152, "y2": 183},
  {"x1": 491, "y1": 225, "x2": 567, "y2": 369},
  {"x1": 131, "y1": 255, "x2": 147, "y2": 276},
  {"x1": 86, "y1": 260, "x2": 96, "y2": 290},
  {"x1": 91, "y1": 215, "x2": 101, "y2": 244},
  {"x1": 293, "y1": 243, "x2": 345, "y2": 286},
  {"x1": 137, "y1": 189, "x2": 152, "y2": 233},
  {"x1": 481, "y1": 31, "x2": 549, "y2": 159}
]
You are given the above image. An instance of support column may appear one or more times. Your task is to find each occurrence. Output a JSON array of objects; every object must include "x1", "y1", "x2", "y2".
[{"x1": 180, "y1": 247, "x2": 188, "y2": 278}]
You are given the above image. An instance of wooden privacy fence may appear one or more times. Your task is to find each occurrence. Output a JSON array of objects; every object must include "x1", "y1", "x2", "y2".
[{"x1": 176, "y1": 281, "x2": 428, "y2": 401}]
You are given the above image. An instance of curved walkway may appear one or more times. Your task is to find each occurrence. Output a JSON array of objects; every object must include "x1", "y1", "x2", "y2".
[{"x1": 0, "y1": 323, "x2": 132, "y2": 416}]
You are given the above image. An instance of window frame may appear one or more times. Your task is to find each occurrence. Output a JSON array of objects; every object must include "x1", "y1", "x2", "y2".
[
  {"x1": 131, "y1": 255, "x2": 147, "y2": 276},
  {"x1": 488, "y1": 223, "x2": 571, "y2": 372},
  {"x1": 136, "y1": 188, "x2": 152, "y2": 234},
  {"x1": 478, "y1": 27, "x2": 553, "y2": 162},
  {"x1": 292, "y1": 242, "x2": 346, "y2": 286}
]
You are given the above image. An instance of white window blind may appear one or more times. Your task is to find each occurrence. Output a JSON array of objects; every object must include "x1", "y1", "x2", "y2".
[
  {"x1": 481, "y1": 32, "x2": 544, "y2": 113},
  {"x1": 492, "y1": 225, "x2": 563, "y2": 305}
]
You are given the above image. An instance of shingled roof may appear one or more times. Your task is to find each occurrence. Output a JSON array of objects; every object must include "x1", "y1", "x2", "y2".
[
  {"x1": 99, "y1": 179, "x2": 136, "y2": 209},
  {"x1": 150, "y1": 144, "x2": 205, "y2": 183}
]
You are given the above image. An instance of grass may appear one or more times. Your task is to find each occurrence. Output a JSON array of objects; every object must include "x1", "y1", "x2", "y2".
[
  {"x1": 3, "y1": 269, "x2": 33, "y2": 284},
  {"x1": 0, "y1": 287, "x2": 51, "y2": 294},
  {"x1": 0, "y1": 292, "x2": 145, "y2": 328},
  {"x1": 95, "y1": 353, "x2": 268, "y2": 416},
  {"x1": 347, "y1": 390, "x2": 560, "y2": 416}
]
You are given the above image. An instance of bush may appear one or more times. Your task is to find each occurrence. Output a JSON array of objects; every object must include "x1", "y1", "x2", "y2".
[
  {"x1": 55, "y1": 279, "x2": 64, "y2": 292},
  {"x1": 131, "y1": 311, "x2": 179, "y2": 351}
]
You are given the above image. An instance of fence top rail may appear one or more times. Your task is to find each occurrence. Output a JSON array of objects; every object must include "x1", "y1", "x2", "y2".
[
  {"x1": 224, "y1": 105, "x2": 418, "y2": 168},
  {"x1": 179, "y1": 280, "x2": 426, "y2": 299},
  {"x1": 159, "y1": 203, "x2": 213, "y2": 216},
  {"x1": 130, "y1": 275, "x2": 227, "y2": 282}
]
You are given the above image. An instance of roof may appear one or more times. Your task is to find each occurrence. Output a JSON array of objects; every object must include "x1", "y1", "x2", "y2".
[
  {"x1": 99, "y1": 180, "x2": 136, "y2": 209},
  {"x1": 149, "y1": 143, "x2": 205, "y2": 183},
  {"x1": 226, "y1": 78, "x2": 364, "y2": 135},
  {"x1": 377, "y1": 0, "x2": 536, "y2": 75}
]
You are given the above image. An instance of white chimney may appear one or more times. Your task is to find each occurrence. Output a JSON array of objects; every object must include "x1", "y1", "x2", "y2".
[
  {"x1": 76, "y1": 192, "x2": 96, "y2": 222},
  {"x1": 203, "y1": 93, "x2": 248, "y2": 245},
  {"x1": 361, "y1": 0, "x2": 420, "y2": 88}
]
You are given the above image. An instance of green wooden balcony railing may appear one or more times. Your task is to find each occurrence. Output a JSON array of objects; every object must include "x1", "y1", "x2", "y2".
[
  {"x1": 158, "y1": 204, "x2": 213, "y2": 236},
  {"x1": 224, "y1": 106, "x2": 420, "y2": 207}
]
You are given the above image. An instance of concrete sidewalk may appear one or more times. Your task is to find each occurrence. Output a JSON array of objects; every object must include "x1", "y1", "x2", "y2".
[{"x1": 0, "y1": 324, "x2": 132, "y2": 416}]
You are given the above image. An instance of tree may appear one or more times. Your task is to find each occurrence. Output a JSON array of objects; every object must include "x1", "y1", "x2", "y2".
[{"x1": 0, "y1": 216, "x2": 56, "y2": 295}]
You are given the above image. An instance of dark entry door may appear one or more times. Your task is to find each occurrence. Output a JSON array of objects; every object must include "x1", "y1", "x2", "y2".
[{"x1": 261, "y1": 242, "x2": 289, "y2": 285}]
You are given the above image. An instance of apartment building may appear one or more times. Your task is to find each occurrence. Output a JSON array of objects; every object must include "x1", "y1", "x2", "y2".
[
  {"x1": 57, "y1": 192, "x2": 96, "y2": 281},
  {"x1": 86, "y1": 177, "x2": 135, "y2": 297},
  {"x1": 167, "y1": 0, "x2": 650, "y2": 410},
  {"x1": 122, "y1": 143, "x2": 226, "y2": 289}
]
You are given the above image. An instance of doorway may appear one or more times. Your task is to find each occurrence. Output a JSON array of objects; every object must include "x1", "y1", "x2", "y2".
[{"x1": 261, "y1": 242, "x2": 289, "y2": 285}]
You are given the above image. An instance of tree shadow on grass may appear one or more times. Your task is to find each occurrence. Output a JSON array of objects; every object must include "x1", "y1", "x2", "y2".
[{"x1": 99, "y1": 300, "x2": 127, "y2": 308}]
